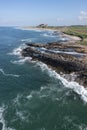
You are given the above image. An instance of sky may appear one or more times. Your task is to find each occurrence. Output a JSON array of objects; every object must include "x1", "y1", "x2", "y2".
[{"x1": 0, "y1": 0, "x2": 87, "y2": 26}]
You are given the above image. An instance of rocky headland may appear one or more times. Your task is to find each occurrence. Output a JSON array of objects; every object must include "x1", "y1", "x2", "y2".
[{"x1": 21, "y1": 32, "x2": 87, "y2": 87}]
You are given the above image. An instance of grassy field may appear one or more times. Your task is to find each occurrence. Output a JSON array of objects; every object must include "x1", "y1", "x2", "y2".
[
  {"x1": 41, "y1": 26, "x2": 87, "y2": 46},
  {"x1": 62, "y1": 26, "x2": 87, "y2": 45},
  {"x1": 25, "y1": 25, "x2": 87, "y2": 46}
]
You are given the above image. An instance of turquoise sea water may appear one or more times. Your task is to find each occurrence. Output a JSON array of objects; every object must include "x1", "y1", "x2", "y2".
[{"x1": 0, "y1": 27, "x2": 87, "y2": 130}]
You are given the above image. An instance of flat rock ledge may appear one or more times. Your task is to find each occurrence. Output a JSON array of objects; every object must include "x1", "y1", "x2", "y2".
[{"x1": 21, "y1": 42, "x2": 87, "y2": 87}]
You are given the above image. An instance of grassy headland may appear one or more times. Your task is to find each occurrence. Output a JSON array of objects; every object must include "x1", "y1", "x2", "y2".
[
  {"x1": 37, "y1": 25, "x2": 87, "y2": 45},
  {"x1": 62, "y1": 26, "x2": 87, "y2": 45}
]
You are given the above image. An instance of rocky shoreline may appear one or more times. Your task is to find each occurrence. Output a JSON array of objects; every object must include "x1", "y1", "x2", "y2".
[{"x1": 21, "y1": 33, "x2": 87, "y2": 87}]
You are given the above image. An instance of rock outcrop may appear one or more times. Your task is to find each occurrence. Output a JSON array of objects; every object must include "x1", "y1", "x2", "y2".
[{"x1": 22, "y1": 42, "x2": 87, "y2": 87}]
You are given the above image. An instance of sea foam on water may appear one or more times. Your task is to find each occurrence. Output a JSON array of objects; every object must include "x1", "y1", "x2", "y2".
[{"x1": 36, "y1": 62, "x2": 87, "y2": 103}]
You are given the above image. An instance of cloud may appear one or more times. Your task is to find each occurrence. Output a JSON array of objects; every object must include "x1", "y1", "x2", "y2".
[
  {"x1": 78, "y1": 11, "x2": 87, "y2": 21},
  {"x1": 57, "y1": 18, "x2": 64, "y2": 22}
]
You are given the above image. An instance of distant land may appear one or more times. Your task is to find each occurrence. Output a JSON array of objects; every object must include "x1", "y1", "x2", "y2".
[{"x1": 23, "y1": 24, "x2": 87, "y2": 45}]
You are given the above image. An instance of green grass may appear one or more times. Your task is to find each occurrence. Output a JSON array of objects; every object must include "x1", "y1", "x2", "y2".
[
  {"x1": 36, "y1": 25, "x2": 87, "y2": 46},
  {"x1": 62, "y1": 26, "x2": 87, "y2": 45}
]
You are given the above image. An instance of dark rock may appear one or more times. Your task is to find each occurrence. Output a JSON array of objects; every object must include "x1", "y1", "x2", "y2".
[{"x1": 21, "y1": 42, "x2": 87, "y2": 87}]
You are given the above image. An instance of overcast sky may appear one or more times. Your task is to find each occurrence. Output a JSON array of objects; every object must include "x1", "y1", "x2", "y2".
[{"x1": 0, "y1": 0, "x2": 87, "y2": 26}]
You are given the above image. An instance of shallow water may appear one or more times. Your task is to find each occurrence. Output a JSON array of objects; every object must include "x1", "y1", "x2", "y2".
[{"x1": 0, "y1": 27, "x2": 87, "y2": 130}]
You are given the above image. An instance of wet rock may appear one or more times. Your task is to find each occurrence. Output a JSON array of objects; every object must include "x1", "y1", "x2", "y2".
[{"x1": 22, "y1": 42, "x2": 87, "y2": 87}]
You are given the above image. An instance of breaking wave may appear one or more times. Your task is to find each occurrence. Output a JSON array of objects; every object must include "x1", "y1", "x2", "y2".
[
  {"x1": 11, "y1": 57, "x2": 32, "y2": 65},
  {"x1": 36, "y1": 62, "x2": 87, "y2": 103},
  {"x1": 8, "y1": 44, "x2": 26, "y2": 56},
  {"x1": 21, "y1": 39, "x2": 32, "y2": 42}
]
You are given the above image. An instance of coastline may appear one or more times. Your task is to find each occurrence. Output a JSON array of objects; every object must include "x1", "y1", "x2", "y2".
[
  {"x1": 20, "y1": 26, "x2": 82, "y2": 42},
  {"x1": 21, "y1": 42, "x2": 87, "y2": 88},
  {"x1": 61, "y1": 33, "x2": 82, "y2": 42},
  {"x1": 19, "y1": 26, "x2": 87, "y2": 87}
]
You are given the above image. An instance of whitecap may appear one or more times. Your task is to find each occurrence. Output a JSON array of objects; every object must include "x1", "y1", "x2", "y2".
[
  {"x1": 8, "y1": 44, "x2": 26, "y2": 56},
  {"x1": 11, "y1": 57, "x2": 32, "y2": 65},
  {"x1": 0, "y1": 68, "x2": 20, "y2": 78},
  {"x1": 8, "y1": 47, "x2": 22, "y2": 56},
  {"x1": 36, "y1": 62, "x2": 87, "y2": 103},
  {"x1": 26, "y1": 94, "x2": 33, "y2": 100},
  {"x1": 21, "y1": 39, "x2": 32, "y2": 42}
]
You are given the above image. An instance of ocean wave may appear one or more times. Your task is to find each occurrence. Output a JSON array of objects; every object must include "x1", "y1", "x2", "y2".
[
  {"x1": 0, "y1": 68, "x2": 20, "y2": 78},
  {"x1": 8, "y1": 44, "x2": 26, "y2": 56},
  {"x1": 36, "y1": 62, "x2": 87, "y2": 103},
  {"x1": 21, "y1": 39, "x2": 32, "y2": 42},
  {"x1": 11, "y1": 57, "x2": 32, "y2": 65},
  {"x1": 0, "y1": 105, "x2": 16, "y2": 130},
  {"x1": 41, "y1": 33, "x2": 57, "y2": 38}
]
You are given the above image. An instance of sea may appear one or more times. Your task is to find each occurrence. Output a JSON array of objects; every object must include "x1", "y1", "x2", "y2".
[{"x1": 0, "y1": 27, "x2": 87, "y2": 130}]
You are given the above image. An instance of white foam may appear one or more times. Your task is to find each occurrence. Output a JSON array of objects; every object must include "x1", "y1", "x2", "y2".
[
  {"x1": 40, "y1": 47, "x2": 47, "y2": 51},
  {"x1": 78, "y1": 125, "x2": 87, "y2": 130},
  {"x1": 36, "y1": 62, "x2": 87, "y2": 103},
  {"x1": 16, "y1": 111, "x2": 26, "y2": 121},
  {"x1": 40, "y1": 128, "x2": 46, "y2": 130},
  {"x1": 41, "y1": 33, "x2": 57, "y2": 38},
  {"x1": 0, "y1": 105, "x2": 16, "y2": 130},
  {"x1": 8, "y1": 44, "x2": 26, "y2": 56},
  {"x1": 21, "y1": 39, "x2": 32, "y2": 42},
  {"x1": 0, "y1": 105, "x2": 7, "y2": 130},
  {"x1": 0, "y1": 68, "x2": 20, "y2": 78},
  {"x1": 8, "y1": 47, "x2": 22, "y2": 56},
  {"x1": 11, "y1": 57, "x2": 32, "y2": 65},
  {"x1": 13, "y1": 94, "x2": 22, "y2": 106},
  {"x1": 26, "y1": 94, "x2": 33, "y2": 100}
]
